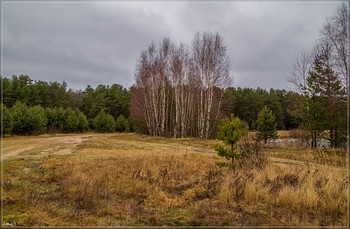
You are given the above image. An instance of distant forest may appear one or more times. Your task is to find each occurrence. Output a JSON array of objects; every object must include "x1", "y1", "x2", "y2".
[
  {"x1": 1, "y1": 75, "x2": 131, "y2": 135},
  {"x1": 2, "y1": 74, "x2": 299, "y2": 133},
  {"x1": 1, "y1": 69, "x2": 347, "y2": 148}
]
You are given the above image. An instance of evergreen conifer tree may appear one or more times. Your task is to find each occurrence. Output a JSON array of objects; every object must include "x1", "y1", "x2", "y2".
[
  {"x1": 256, "y1": 106, "x2": 279, "y2": 144},
  {"x1": 215, "y1": 114, "x2": 248, "y2": 163}
]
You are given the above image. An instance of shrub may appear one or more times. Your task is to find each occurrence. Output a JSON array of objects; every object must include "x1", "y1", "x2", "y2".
[
  {"x1": 126, "y1": 118, "x2": 135, "y2": 132},
  {"x1": 45, "y1": 107, "x2": 62, "y2": 133},
  {"x1": 26, "y1": 105, "x2": 48, "y2": 135},
  {"x1": 93, "y1": 110, "x2": 115, "y2": 133},
  {"x1": 63, "y1": 108, "x2": 79, "y2": 133},
  {"x1": 56, "y1": 107, "x2": 65, "y2": 132},
  {"x1": 10, "y1": 101, "x2": 29, "y2": 135},
  {"x1": 2, "y1": 104, "x2": 13, "y2": 135},
  {"x1": 75, "y1": 109, "x2": 89, "y2": 132},
  {"x1": 125, "y1": 120, "x2": 131, "y2": 133},
  {"x1": 116, "y1": 114, "x2": 128, "y2": 132}
]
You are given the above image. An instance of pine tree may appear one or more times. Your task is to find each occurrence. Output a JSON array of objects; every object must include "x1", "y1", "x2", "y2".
[
  {"x1": 75, "y1": 109, "x2": 89, "y2": 133},
  {"x1": 46, "y1": 107, "x2": 60, "y2": 133},
  {"x1": 215, "y1": 114, "x2": 248, "y2": 163},
  {"x1": 2, "y1": 104, "x2": 13, "y2": 136},
  {"x1": 256, "y1": 106, "x2": 279, "y2": 144},
  {"x1": 116, "y1": 114, "x2": 128, "y2": 132},
  {"x1": 63, "y1": 107, "x2": 79, "y2": 133},
  {"x1": 56, "y1": 107, "x2": 65, "y2": 133},
  {"x1": 11, "y1": 101, "x2": 29, "y2": 135},
  {"x1": 93, "y1": 110, "x2": 116, "y2": 133},
  {"x1": 307, "y1": 44, "x2": 345, "y2": 147},
  {"x1": 26, "y1": 105, "x2": 48, "y2": 135}
]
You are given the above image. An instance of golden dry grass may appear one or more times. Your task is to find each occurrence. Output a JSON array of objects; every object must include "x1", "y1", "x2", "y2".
[{"x1": 2, "y1": 133, "x2": 348, "y2": 226}]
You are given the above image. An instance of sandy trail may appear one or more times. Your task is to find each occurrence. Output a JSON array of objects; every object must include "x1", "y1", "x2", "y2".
[
  {"x1": 2, "y1": 145, "x2": 35, "y2": 161},
  {"x1": 2, "y1": 134, "x2": 92, "y2": 160}
]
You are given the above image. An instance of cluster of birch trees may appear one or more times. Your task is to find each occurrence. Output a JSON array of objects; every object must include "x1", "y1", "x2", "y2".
[{"x1": 130, "y1": 32, "x2": 231, "y2": 138}]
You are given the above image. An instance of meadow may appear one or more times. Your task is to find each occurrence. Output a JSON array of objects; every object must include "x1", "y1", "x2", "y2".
[{"x1": 2, "y1": 132, "x2": 348, "y2": 226}]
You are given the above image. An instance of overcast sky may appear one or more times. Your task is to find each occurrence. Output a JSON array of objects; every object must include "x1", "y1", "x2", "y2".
[{"x1": 2, "y1": 1, "x2": 343, "y2": 91}]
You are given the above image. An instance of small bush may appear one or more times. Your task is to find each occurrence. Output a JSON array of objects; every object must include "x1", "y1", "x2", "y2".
[
  {"x1": 116, "y1": 114, "x2": 128, "y2": 132},
  {"x1": 93, "y1": 110, "x2": 115, "y2": 133},
  {"x1": 2, "y1": 104, "x2": 13, "y2": 135},
  {"x1": 75, "y1": 109, "x2": 89, "y2": 132},
  {"x1": 11, "y1": 102, "x2": 48, "y2": 135},
  {"x1": 45, "y1": 108, "x2": 59, "y2": 133},
  {"x1": 63, "y1": 108, "x2": 79, "y2": 133},
  {"x1": 45, "y1": 107, "x2": 65, "y2": 133},
  {"x1": 10, "y1": 101, "x2": 28, "y2": 135},
  {"x1": 26, "y1": 105, "x2": 48, "y2": 135}
]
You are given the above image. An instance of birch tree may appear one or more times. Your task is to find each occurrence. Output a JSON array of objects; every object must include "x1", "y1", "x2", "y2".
[
  {"x1": 191, "y1": 32, "x2": 231, "y2": 138},
  {"x1": 131, "y1": 32, "x2": 231, "y2": 138},
  {"x1": 320, "y1": 2, "x2": 349, "y2": 93}
]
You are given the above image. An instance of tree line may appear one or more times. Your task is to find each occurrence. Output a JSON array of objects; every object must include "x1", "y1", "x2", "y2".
[
  {"x1": 227, "y1": 87, "x2": 299, "y2": 130},
  {"x1": 1, "y1": 75, "x2": 130, "y2": 121},
  {"x1": 1, "y1": 69, "x2": 346, "y2": 147},
  {"x1": 1, "y1": 75, "x2": 132, "y2": 135},
  {"x1": 2, "y1": 101, "x2": 131, "y2": 136},
  {"x1": 1, "y1": 74, "x2": 301, "y2": 136}
]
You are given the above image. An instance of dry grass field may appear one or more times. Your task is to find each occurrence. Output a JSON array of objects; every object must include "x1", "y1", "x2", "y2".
[{"x1": 2, "y1": 132, "x2": 348, "y2": 226}]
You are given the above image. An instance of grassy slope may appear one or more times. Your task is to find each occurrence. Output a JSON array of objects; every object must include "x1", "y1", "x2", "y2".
[{"x1": 2, "y1": 133, "x2": 348, "y2": 226}]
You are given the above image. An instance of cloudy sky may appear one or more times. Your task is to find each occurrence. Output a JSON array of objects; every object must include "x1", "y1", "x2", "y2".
[{"x1": 2, "y1": 1, "x2": 342, "y2": 90}]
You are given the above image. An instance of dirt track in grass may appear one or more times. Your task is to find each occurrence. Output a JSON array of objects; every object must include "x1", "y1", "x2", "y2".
[{"x1": 2, "y1": 134, "x2": 93, "y2": 160}]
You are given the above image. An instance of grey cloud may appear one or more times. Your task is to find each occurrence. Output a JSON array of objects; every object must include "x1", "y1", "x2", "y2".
[
  {"x1": 2, "y1": 2, "x2": 340, "y2": 90},
  {"x1": 3, "y1": 2, "x2": 169, "y2": 89}
]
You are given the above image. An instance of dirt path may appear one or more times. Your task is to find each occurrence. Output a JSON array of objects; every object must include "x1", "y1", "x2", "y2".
[
  {"x1": 38, "y1": 135, "x2": 93, "y2": 156},
  {"x1": 3, "y1": 133, "x2": 341, "y2": 170},
  {"x1": 2, "y1": 145, "x2": 35, "y2": 161},
  {"x1": 2, "y1": 134, "x2": 92, "y2": 160}
]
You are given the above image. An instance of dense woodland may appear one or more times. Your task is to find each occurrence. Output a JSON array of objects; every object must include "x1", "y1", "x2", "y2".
[
  {"x1": 1, "y1": 75, "x2": 131, "y2": 135},
  {"x1": 1, "y1": 4, "x2": 348, "y2": 148},
  {"x1": 1, "y1": 72, "x2": 346, "y2": 147},
  {"x1": 1, "y1": 74, "x2": 301, "y2": 134}
]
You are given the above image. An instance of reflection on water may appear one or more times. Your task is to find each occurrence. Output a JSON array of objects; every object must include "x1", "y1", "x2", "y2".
[{"x1": 268, "y1": 138, "x2": 330, "y2": 148}]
